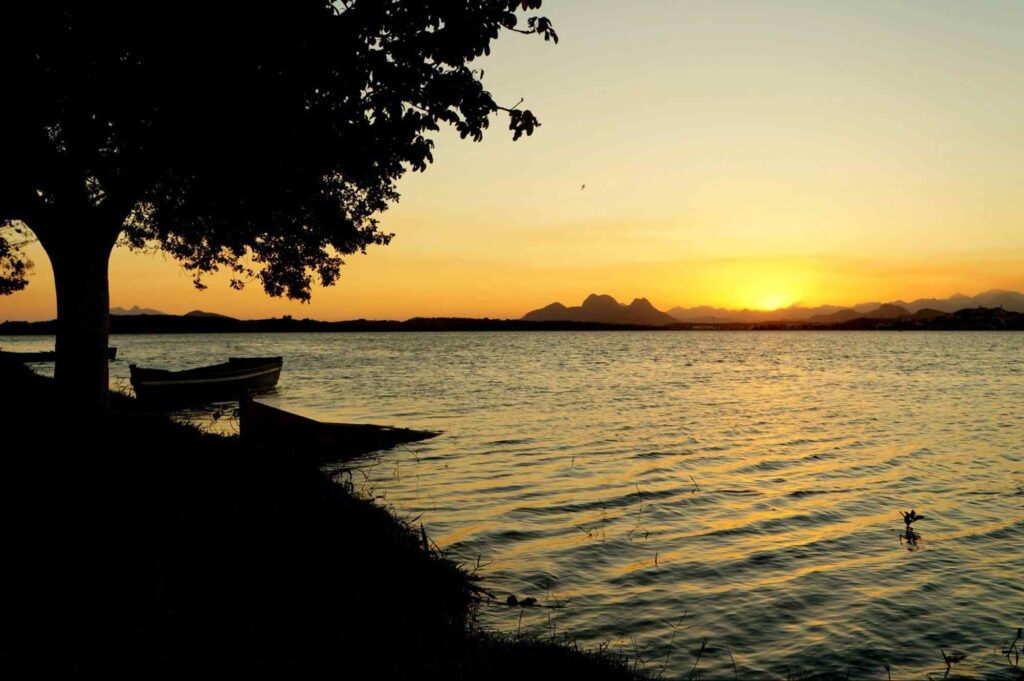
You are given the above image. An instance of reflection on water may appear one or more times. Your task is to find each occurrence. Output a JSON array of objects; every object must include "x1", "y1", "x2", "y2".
[{"x1": 4, "y1": 330, "x2": 1023, "y2": 678}]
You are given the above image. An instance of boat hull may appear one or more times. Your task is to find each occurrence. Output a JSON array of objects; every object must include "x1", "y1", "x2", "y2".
[{"x1": 130, "y1": 357, "x2": 282, "y2": 404}]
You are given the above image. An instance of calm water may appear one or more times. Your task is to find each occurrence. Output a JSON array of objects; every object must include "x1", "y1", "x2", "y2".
[{"x1": 5, "y1": 331, "x2": 1023, "y2": 679}]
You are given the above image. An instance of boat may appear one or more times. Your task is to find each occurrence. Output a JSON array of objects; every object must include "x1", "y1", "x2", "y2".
[
  {"x1": 129, "y1": 356, "x2": 282, "y2": 403},
  {"x1": 240, "y1": 399, "x2": 438, "y2": 462},
  {"x1": 0, "y1": 347, "x2": 117, "y2": 362}
]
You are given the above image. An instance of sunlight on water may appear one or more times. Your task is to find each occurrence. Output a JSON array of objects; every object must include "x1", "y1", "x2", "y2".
[{"x1": 4, "y1": 331, "x2": 1022, "y2": 678}]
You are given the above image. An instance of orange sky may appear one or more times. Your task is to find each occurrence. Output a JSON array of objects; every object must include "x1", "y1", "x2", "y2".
[{"x1": 4, "y1": 1, "x2": 1024, "y2": 322}]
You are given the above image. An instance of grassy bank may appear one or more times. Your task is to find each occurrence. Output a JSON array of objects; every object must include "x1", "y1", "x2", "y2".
[{"x1": 0, "y1": 361, "x2": 644, "y2": 679}]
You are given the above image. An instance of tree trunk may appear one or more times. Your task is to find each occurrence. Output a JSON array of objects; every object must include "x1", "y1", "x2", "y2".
[{"x1": 47, "y1": 238, "x2": 115, "y2": 416}]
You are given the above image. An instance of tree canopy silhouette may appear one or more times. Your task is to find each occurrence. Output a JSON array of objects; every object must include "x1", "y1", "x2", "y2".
[{"x1": 1, "y1": 1, "x2": 557, "y2": 410}]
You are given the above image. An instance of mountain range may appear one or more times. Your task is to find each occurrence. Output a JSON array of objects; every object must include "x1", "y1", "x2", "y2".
[
  {"x1": 111, "y1": 305, "x2": 167, "y2": 316},
  {"x1": 522, "y1": 294, "x2": 678, "y2": 326},
  {"x1": 523, "y1": 290, "x2": 1024, "y2": 326},
  {"x1": 111, "y1": 306, "x2": 230, "y2": 319}
]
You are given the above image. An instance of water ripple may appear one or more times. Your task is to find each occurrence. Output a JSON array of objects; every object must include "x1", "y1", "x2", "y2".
[{"x1": 7, "y1": 330, "x2": 1021, "y2": 678}]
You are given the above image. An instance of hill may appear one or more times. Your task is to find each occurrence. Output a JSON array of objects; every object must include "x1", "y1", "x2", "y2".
[
  {"x1": 667, "y1": 304, "x2": 846, "y2": 324},
  {"x1": 751, "y1": 306, "x2": 1024, "y2": 331},
  {"x1": 184, "y1": 309, "x2": 233, "y2": 319},
  {"x1": 668, "y1": 289, "x2": 1024, "y2": 323},
  {"x1": 522, "y1": 294, "x2": 677, "y2": 326},
  {"x1": 807, "y1": 304, "x2": 910, "y2": 324},
  {"x1": 111, "y1": 305, "x2": 167, "y2": 316}
]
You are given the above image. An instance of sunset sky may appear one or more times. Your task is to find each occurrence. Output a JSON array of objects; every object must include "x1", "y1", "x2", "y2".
[{"x1": 5, "y1": 0, "x2": 1024, "y2": 322}]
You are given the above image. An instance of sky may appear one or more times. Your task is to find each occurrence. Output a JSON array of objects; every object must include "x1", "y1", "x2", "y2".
[{"x1": 5, "y1": 0, "x2": 1024, "y2": 321}]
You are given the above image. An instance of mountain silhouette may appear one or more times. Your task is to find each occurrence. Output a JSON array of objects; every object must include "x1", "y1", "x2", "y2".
[
  {"x1": 911, "y1": 308, "x2": 948, "y2": 321},
  {"x1": 808, "y1": 304, "x2": 909, "y2": 324},
  {"x1": 667, "y1": 289, "x2": 1024, "y2": 323},
  {"x1": 109, "y1": 306, "x2": 232, "y2": 318},
  {"x1": 111, "y1": 305, "x2": 167, "y2": 316},
  {"x1": 666, "y1": 304, "x2": 846, "y2": 324},
  {"x1": 523, "y1": 294, "x2": 677, "y2": 326},
  {"x1": 806, "y1": 308, "x2": 867, "y2": 324},
  {"x1": 184, "y1": 309, "x2": 233, "y2": 319}
]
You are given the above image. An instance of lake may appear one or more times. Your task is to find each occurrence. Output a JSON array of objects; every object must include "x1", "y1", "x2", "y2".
[{"x1": 4, "y1": 330, "x2": 1023, "y2": 678}]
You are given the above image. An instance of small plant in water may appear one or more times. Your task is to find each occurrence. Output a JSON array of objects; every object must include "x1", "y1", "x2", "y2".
[
  {"x1": 1002, "y1": 626, "x2": 1023, "y2": 667},
  {"x1": 940, "y1": 647, "x2": 966, "y2": 678},
  {"x1": 899, "y1": 527, "x2": 921, "y2": 550},
  {"x1": 656, "y1": 612, "x2": 689, "y2": 680},
  {"x1": 900, "y1": 509, "x2": 924, "y2": 529},
  {"x1": 898, "y1": 509, "x2": 925, "y2": 549},
  {"x1": 687, "y1": 637, "x2": 708, "y2": 680}
]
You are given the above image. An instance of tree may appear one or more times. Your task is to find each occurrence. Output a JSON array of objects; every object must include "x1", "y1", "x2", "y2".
[
  {"x1": 1, "y1": 1, "x2": 557, "y2": 412},
  {"x1": 0, "y1": 224, "x2": 33, "y2": 295}
]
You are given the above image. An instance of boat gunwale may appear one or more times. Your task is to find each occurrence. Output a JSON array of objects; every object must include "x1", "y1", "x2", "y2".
[
  {"x1": 128, "y1": 357, "x2": 283, "y2": 402},
  {"x1": 129, "y1": 356, "x2": 282, "y2": 381},
  {"x1": 132, "y1": 365, "x2": 281, "y2": 387}
]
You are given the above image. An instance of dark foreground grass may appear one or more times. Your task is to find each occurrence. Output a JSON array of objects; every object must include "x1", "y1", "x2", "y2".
[{"x1": 0, "y1": 360, "x2": 644, "y2": 679}]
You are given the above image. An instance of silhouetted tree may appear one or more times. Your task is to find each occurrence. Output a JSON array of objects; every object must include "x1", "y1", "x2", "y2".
[
  {"x1": 1, "y1": 1, "x2": 557, "y2": 411},
  {"x1": 0, "y1": 225, "x2": 33, "y2": 295}
]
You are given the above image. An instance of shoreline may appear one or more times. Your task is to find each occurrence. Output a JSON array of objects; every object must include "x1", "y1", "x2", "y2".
[
  {"x1": 0, "y1": 360, "x2": 645, "y2": 679},
  {"x1": 2, "y1": 306, "x2": 1022, "y2": 335}
]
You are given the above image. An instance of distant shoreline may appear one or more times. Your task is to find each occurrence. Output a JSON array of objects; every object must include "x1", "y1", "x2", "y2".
[{"x1": 2, "y1": 306, "x2": 1022, "y2": 334}]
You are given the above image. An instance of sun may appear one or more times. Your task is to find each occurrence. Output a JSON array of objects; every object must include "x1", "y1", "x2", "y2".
[
  {"x1": 751, "y1": 292, "x2": 795, "y2": 311},
  {"x1": 696, "y1": 259, "x2": 816, "y2": 312}
]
